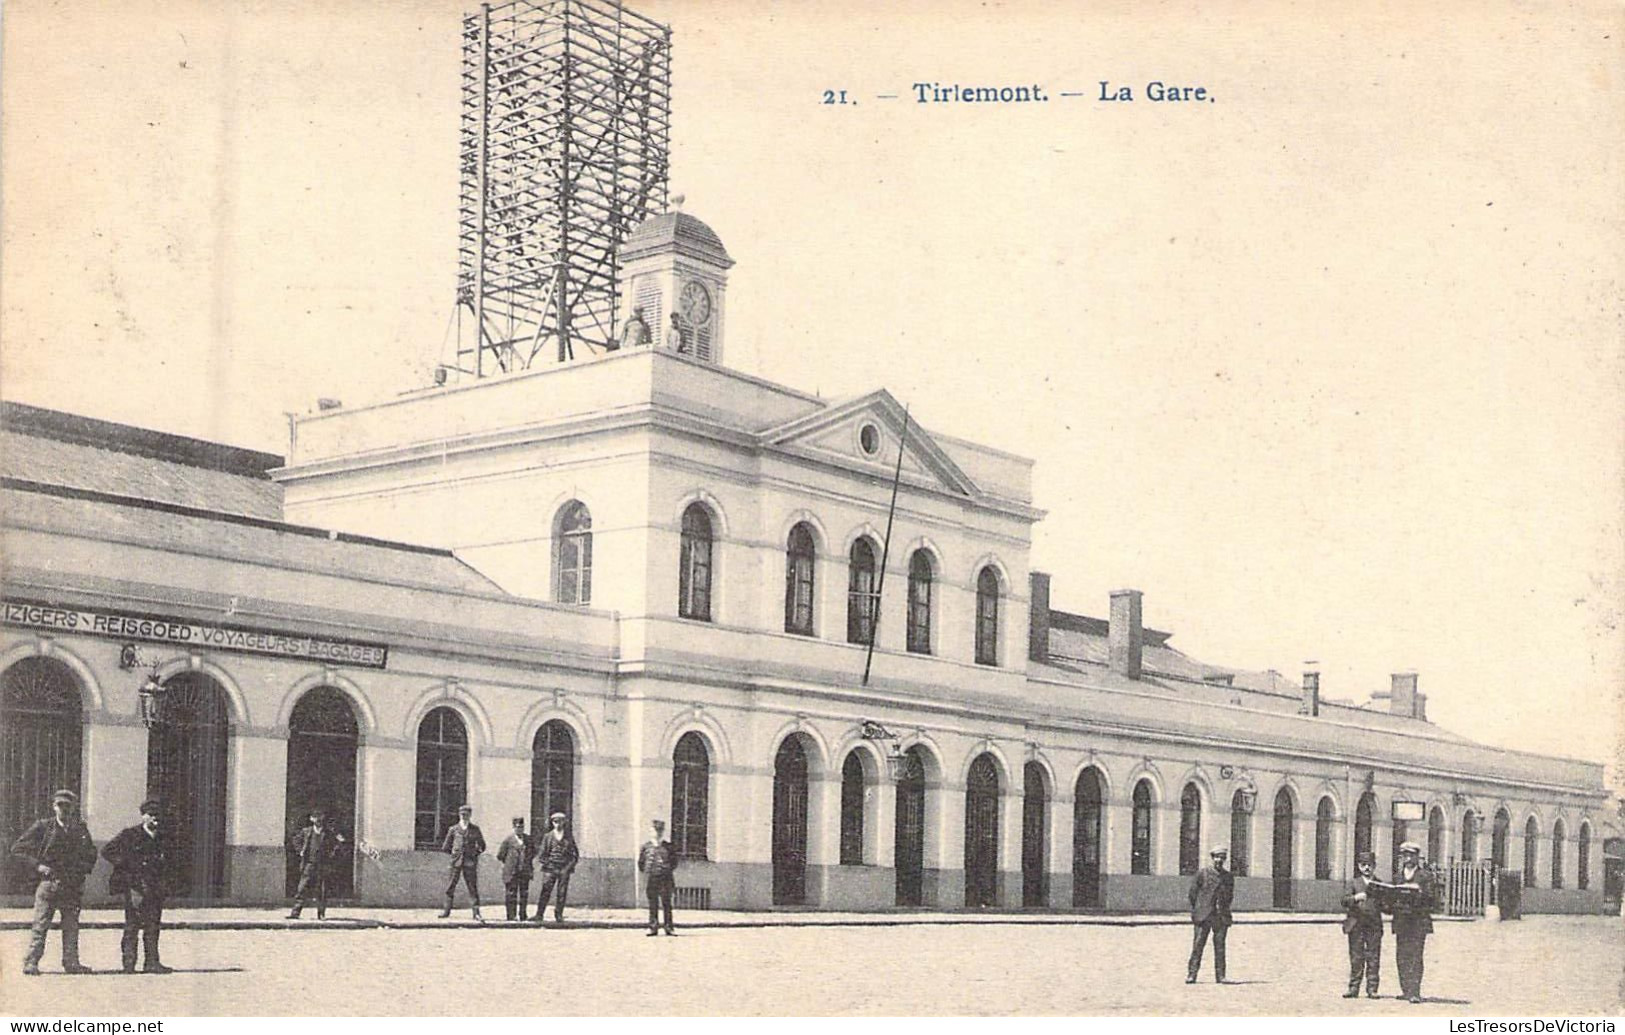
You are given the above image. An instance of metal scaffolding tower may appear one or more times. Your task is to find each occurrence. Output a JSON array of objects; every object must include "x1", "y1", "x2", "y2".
[{"x1": 454, "y1": 0, "x2": 671, "y2": 377}]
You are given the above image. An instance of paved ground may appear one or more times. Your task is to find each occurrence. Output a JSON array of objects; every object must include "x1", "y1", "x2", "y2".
[{"x1": 0, "y1": 914, "x2": 1618, "y2": 1016}]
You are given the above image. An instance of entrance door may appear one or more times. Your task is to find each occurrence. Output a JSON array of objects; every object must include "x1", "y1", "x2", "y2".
[
  {"x1": 147, "y1": 673, "x2": 229, "y2": 899},
  {"x1": 1272, "y1": 788, "x2": 1294, "y2": 908},
  {"x1": 964, "y1": 754, "x2": 999, "y2": 907},
  {"x1": 1021, "y1": 762, "x2": 1047, "y2": 907},
  {"x1": 1, "y1": 659, "x2": 84, "y2": 894},
  {"x1": 771, "y1": 737, "x2": 808, "y2": 905},
  {"x1": 895, "y1": 747, "x2": 925, "y2": 906},
  {"x1": 284, "y1": 688, "x2": 359, "y2": 898},
  {"x1": 1073, "y1": 767, "x2": 1103, "y2": 907}
]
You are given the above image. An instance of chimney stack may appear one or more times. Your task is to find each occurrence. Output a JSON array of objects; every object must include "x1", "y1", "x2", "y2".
[
  {"x1": 1390, "y1": 672, "x2": 1419, "y2": 718},
  {"x1": 1028, "y1": 571, "x2": 1051, "y2": 664},
  {"x1": 1300, "y1": 667, "x2": 1320, "y2": 716},
  {"x1": 1108, "y1": 589, "x2": 1143, "y2": 680}
]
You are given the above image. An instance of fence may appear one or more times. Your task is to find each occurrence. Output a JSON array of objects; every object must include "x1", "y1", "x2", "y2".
[{"x1": 1439, "y1": 862, "x2": 1495, "y2": 916}]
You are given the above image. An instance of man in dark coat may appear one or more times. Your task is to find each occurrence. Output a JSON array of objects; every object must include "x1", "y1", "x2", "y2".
[
  {"x1": 286, "y1": 808, "x2": 346, "y2": 920},
  {"x1": 1341, "y1": 850, "x2": 1384, "y2": 998},
  {"x1": 439, "y1": 803, "x2": 486, "y2": 921},
  {"x1": 496, "y1": 816, "x2": 534, "y2": 921},
  {"x1": 1386, "y1": 841, "x2": 1439, "y2": 1004},
  {"x1": 11, "y1": 789, "x2": 98, "y2": 976},
  {"x1": 637, "y1": 817, "x2": 678, "y2": 936},
  {"x1": 532, "y1": 811, "x2": 580, "y2": 924},
  {"x1": 101, "y1": 799, "x2": 170, "y2": 974},
  {"x1": 1186, "y1": 846, "x2": 1235, "y2": 983}
]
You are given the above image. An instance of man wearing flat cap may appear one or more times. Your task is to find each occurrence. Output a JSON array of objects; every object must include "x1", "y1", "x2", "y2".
[
  {"x1": 1385, "y1": 841, "x2": 1438, "y2": 1003},
  {"x1": 637, "y1": 818, "x2": 679, "y2": 936},
  {"x1": 1341, "y1": 850, "x2": 1384, "y2": 998},
  {"x1": 102, "y1": 799, "x2": 170, "y2": 974},
  {"x1": 11, "y1": 789, "x2": 98, "y2": 976},
  {"x1": 531, "y1": 810, "x2": 580, "y2": 924},
  {"x1": 1186, "y1": 846, "x2": 1235, "y2": 984},
  {"x1": 497, "y1": 816, "x2": 535, "y2": 921},
  {"x1": 287, "y1": 807, "x2": 346, "y2": 920},
  {"x1": 439, "y1": 803, "x2": 486, "y2": 921}
]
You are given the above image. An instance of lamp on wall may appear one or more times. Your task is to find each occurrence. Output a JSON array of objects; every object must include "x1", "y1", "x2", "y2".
[
  {"x1": 121, "y1": 644, "x2": 167, "y2": 729},
  {"x1": 860, "y1": 720, "x2": 908, "y2": 781}
]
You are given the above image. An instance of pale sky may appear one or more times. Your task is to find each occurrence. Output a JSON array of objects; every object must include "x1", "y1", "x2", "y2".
[{"x1": 2, "y1": 2, "x2": 1621, "y2": 774}]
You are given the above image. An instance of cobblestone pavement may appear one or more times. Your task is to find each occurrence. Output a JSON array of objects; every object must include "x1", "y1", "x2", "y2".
[{"x1": 1, "y1": 915, "x2": 1619, "y2": 1016}]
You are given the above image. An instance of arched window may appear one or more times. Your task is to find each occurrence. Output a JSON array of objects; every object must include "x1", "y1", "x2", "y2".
[
  {"x1": 1314, "y1": 797, "x2": 1335, "y2": 880},
  {"x1": 1131, "y1": 779, "x2": 1154, "y2": 875},
  {"x1": 1178, "y1": 783, "x2": 1202, "y2": 876},
  {"x1": 1550, "y1": 820, "x2": 1565, "y2": 889},
  {"x1": 531, "y1": 720, "x2": 575, "y2": 835},
  {"x1": 1577, "y1": 823, "x2": 1591, "y2": 890},
  {"x1": 415, "y1": 707, "x2": 468, "y2": 850},
  {"x1": 1354, "y1": 792, "x2": 1375, "y2": 862},
  {"x1": 1523, "y1": 816, "x2": 1539, "y2": 887},
  {"x1": 671, "y1": 732, "x2": 710, "y2": 860},
  {"x1": 1491, "y1": 809, "x2": 1510, "y2": 871},
  {"x1": 1022, "y1": 762, "x2": 1048, "y2": 906},
  {"x1": 1460, "y1": 811, "x2": 1479, "y2": 864},
  {"x1": 847, "y1": 539, "x2": 878, "y2": 645},
  {"x1": 906, "y1": 550, "x2": 933, "y2": 654},
  {"x1": 964, "y1": 755, "x2": 1000, "y2": 907},
  {"x1": 553, "y1": 501, "x2": 593, "y2": 605},
  {"x1": 1073, "y1": 767, "x2": 1105, "y2": 906},
  {"x1": 1427, "y1": 806, "x2": 1446, "y2": 866},
  {"x1": 839, "y1": 752, "x2": 865, "y2": 865},
  {"x1": 1230, "y1": 790, "x2": 1253, "y2": 877},
  {"x1": 678, "y1": 503, "x2": 714, "y2": 621},
  {"x1": 975, "y1": 566, "x2": 1000, "y2": 666},
  {"x1": 2, "y1": 658, "x2": 85, "y2": 894},
  {"x1": 784, "y1": 523, "x2": 817, "y2": 635}
]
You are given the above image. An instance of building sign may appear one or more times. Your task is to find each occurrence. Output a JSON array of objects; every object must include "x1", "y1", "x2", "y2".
[
  {"x1": 2, "y1": 599, "x2": 388, "y2": 669},
  {"x1": 1392, "y1": 800, "x2": 1425, "y2": 822}
]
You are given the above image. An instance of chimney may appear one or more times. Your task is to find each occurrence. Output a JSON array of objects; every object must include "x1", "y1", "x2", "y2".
[
  {"x1": 1390, "y1": 672, "x2": 1419, "y2": 718},
  {"x1": 1028, "y1": 571, "x2": 1051, "y2": 663},
  {"x1": 1300, "y1": 667, "x2": 1320, "y2": 716},
  {"x1": 1108, "y1": 589, "x2": 1143, "y2": 680},
  {"x1": 1413, "y1": 691, "x2": 1427, "y2": 722}
]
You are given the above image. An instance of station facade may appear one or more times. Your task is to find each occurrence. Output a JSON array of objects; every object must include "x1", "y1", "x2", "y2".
[{"x1": 1, "y1": 213, "x2": 1614, "y2": 913}]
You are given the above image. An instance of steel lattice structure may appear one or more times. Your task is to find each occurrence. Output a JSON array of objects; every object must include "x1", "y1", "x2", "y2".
[{"x1": 455, "y1": 0, "x2": 671, "y2": 377}]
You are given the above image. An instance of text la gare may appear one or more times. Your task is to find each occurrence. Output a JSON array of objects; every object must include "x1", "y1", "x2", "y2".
[{"x1": 1100, "y1": 81, "x2": 1213, "y2": 103}]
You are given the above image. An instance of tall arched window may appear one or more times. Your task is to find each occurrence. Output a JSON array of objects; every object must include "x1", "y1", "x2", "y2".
[
  {"x1": 678, "y1": 503, "x2": 714, "y2": 621},
  {"x1": 415, "y1": 707, "x2": 468, "y2": 850},
  {"x1": 1230, "y1": 790, "x2": 1253, "y2": 877},
  {"x1": 1131, "y1": 779, "x2": 1154, "y2": 875},
  {"x1": 847, "y1": 539, "x2": 878, "y2": 645},
  {"x1": 906, "y1": 550, "x2": 933, "y2": 654},
  {"x1": 975, "y1": 566, "x2": 1000, "y2": 666},
  {"x1": 1, "y1": 658, "x2": 84, "y2": 894},
  {"x1": 531, "y1": 720, "x2": 575, "y2": 835},
  {"x1": 1577, "y1": 822, "x2": 1590, "y2": 890},
  {"x1": 1491, "y1": 809, "x2": 1510, "y2": 871},
  {"x1": 1427, "y1": 806, "x2": 1446, "y2": 865},
  {"x1": 1073, "y1": 768, "x2": 1105, "y2": 906},
  {"x1": 1354, "y1": 792, "x2": 1375, "y2": 862},
  {"x1": 964, "y1": 755, "x2": 1000, "y2": 907},
  {"x1": 553, "y1": 500, "x2": 593, "y2": 605},
  {"x1": 671, "y1": 732, "x2": 710, "y2": 860},
  {"x1": 1460, "y1": 811, "x2": 1479, "y2": 864},
  {"x1": 1021, "y1": 762, "x2": 1048, "y2": 907},
  {"x1": 1178, "y1": 784, "x2": 1202, "y2": 876},
  {"x1": 1523, "y1": 816, "x2": 1539, "y2": 887},
  {"x1": 1550, "y1": 820, "x2": 1565, "y2": 889},
  {"x1": 1315, "y1": 797, "x2": 1335, "y2": 880},
  {"x1": 784, "y1": 523, "x2": 817, "y2": 635},
  {"x1": 839, "y1": 751, "x2": 865, "y2": 866}
]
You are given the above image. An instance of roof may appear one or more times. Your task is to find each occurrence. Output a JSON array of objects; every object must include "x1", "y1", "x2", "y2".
[{"x1": 621, "y1": 211, "x2": 733, "y2": 266}]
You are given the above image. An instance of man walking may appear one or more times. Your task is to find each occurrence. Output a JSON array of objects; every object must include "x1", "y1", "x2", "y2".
[
  {"x1": 637, "y1": 817, "x2": 678, "y2": 937},
  {"x1": 102, "y1": 799, "x2": 170, "y2": 974},
  {"x1": 287, "y1": 808, "x2": 346, "y2": 920},
  {"x1": 1341, "y1": 850, "x2": 1384, "y2": 998},
  {"x1": 11, "y1": 789, "x2": 98, "y2": 976},
  {"x1": 497, "y1": 816, "x2": 534, "y2": 921},
  {"x1": 1387, "y1": 841, "x2": 1438, "y2": 1004},
  {"x1": 439, "y1": 803, "x2": 485, "y2": 921},
  {"x1": 532, "y1": 811, "x2": 580, "y2": 924},
  {"x1": 1186, "y1": 846, "x2": 1235, "y2": 984}
]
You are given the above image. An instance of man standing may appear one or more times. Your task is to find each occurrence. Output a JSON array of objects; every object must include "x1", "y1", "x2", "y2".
[
  {"x1": 1186, "y1": 846, "x2": 1235, "y2": 984},
  {"x1": 532, "y1": 811, "x2": 580, "y2": 924},
  {"x1": 102, "y1": 799, "x2": 170, "y2": 974},
  {"x1": 439, "y1": 803, "x2": 485, "y2": 921},
  {"x1": 637, "y1": 817, "x2": 678, "y2": 937},
  {"x1": 1387, "y1": 841, "x2": 1439, "y2": 1004},
  {"x1": 286, "y1": 808, "x2": 346, "y2": 920},
  {"x1": 1341, "y1": 850, "x2": 1384, "y2": 998},
  {"x1": 11, "y1": 789, "x2": 98, "y2": 976},
  {"x1": 496, "y1": 816, "x2": 534, "y2": 921}
]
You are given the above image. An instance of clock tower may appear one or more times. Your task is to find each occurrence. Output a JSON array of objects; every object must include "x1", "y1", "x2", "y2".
[{"x1": 617, "y1": 201, "x2": 733, "y2": 363}]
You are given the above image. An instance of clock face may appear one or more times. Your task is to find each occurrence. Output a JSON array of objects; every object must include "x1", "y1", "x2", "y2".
[{"x1": 679, "y1": 281, "x2": 712, "y2": 326}]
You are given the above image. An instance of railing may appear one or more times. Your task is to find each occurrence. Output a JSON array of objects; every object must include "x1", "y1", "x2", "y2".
[
  {"x1": 1440, "y1": 862, "x2": 1495, "y2": 916},
  {"x1": 674, "y1": 886, "x2": 710, "y2": 910}
]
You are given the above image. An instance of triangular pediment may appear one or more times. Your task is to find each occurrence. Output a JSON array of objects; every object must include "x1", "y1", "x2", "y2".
[{"x1": 759, "y1": 390, "x2": 979, "y2": 497}]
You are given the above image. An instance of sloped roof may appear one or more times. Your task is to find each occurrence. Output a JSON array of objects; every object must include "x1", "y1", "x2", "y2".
[{"x1": 621, "y1": 211, "x2": 733, "y2": 266}]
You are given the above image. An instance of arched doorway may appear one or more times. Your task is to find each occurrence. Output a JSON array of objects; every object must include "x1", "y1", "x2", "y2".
[
  {"x1": 1354, "y1": 792, "x2": 1375, "y2": 870},
  {"x1": 1021, "y1": 762, "x2": 1047, "y2": 907},
  {"x1": 1072, "y1": 767, "x2": 1104, "y2": 907},
  {"x1": 1491, "y1": 809, "x2": 1511, "y2": 871},
  {"x1": 895, "y1": 747, "x2": 927, "y2": 906},
  {"x1": 147, "y1": 672, "x2": 229, "y2": 899},
  {"x1": 964, "y1": 754, "x2": 1000, "y2": 907},
  {"x1": 531, "y1": 720, "x2": 576, "y2": 834},
  {"x1": 284, "y1": 687, "x2": 359, "y2": 898},
  {"x1": 771, "y1": 737, "x2": 809, "y2": 905},
  {"x1": 1272, "y1": 788, "x2": 1294, "y2": 908},
  {"x1": 2, "y1": 658, "x2": 84, "y2": 893}
]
